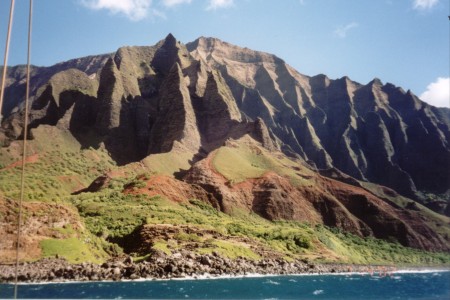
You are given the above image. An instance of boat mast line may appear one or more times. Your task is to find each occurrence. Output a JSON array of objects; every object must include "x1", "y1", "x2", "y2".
[{"x1": 13, "y1": 0, "x2": 33, "y2": 299}]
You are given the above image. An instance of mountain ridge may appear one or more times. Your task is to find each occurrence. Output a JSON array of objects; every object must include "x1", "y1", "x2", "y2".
[
  {"x1": 2, "y1": 34, "x2": 449, "y2": 208},
  {"x1": 1, "y1": 34, "x2": 449, "y2": 265}
]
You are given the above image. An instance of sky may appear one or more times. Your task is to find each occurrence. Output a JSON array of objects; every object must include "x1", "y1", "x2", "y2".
[{"x1": 0, "y1": 0, "x2": 449, "y2": 107}]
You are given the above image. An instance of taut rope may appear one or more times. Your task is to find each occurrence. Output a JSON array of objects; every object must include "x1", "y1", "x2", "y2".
[{"x1": 13, "y1": 0, "x2": 33, "y2": 299}]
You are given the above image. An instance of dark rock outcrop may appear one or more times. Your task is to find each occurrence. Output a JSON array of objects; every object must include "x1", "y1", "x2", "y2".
[
  {"x1": 72, "y1": 175, "x2": 111, "y2": 195},
  {"x1": 0, "y1": 54, "x2": 110, "y2": 119},
  {"x1": 151, "y1": 33, "x2": 193, "y2": 75},
  {"x1": 95, "y1": 58, "x2": 124, "y2": 134},
  {"x1": 2, "y1": 69, "x2": 98, "y2": 141},
  {"x1": 201, "y1": 71, "x2": 242, "y2": 143},
  {"x1": 148, "y1": 63, "x2": 201, "y2": 153}
]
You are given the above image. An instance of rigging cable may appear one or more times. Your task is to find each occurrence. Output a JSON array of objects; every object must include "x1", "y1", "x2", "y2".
[
  {"x1": 13, "y1": 0, "x2": 33, "y2": 299},
  {"x1": 0, "y1": 0, "x2": 15, "y2": 120}
]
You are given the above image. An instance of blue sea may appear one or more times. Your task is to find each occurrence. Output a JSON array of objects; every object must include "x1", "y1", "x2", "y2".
[{"x1": 1, "y1": 270, "x2": 449, "y2": 299}]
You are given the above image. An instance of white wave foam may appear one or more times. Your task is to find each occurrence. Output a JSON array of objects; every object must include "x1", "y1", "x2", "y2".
[
  {"x1": 10, "y1": 268, "x2": 449, "y2": 285},
  {"x1": 313, "y1": 289, "x2": 324, "y2": 295},
  {"x1": 392, "y1": 269, "x2": 450, "y2": 274},
  {"x1": 265, "y1": 279, "x2": 281, "y2": 285}
]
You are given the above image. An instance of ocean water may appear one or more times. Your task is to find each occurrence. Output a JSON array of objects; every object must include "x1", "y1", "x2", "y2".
[{"x1": 1, "y1": 270, "x2": 449, "y2": 299}]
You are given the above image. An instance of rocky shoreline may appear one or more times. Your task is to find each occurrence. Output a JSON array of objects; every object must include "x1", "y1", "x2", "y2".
[{"x1": 0, "y1": 251, "x2": 403, "y2": 283}]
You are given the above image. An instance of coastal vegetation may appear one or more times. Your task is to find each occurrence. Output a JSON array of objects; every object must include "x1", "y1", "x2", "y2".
[
  {"x1": 70, "y1": 179, "x2": 450, "y2": 266},
  {"x1": 0, "y1": 130, "x2": 449, "y2": 267}
]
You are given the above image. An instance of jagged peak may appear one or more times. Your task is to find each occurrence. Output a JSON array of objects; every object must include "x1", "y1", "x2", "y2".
[
  {"x1": 152, "y1": 34, "x2": 192, "y2": 75},
  {"x1": 382, "y1": 82, "x2": 406, "y2": 95},
  {"x1": 309, "y1": 73, "x2": 330, "y2": 88},
  {"x1": 369, "y1": 78, "x2": 383, "y2": 86},
  {"x1": 337, "y1": 76, "x2": 355, "y2": 86},
  {"x1": 161, "y1": 33, "x2": 177, "y2": 48},
  {"x1": 312, "y1": 73, "x2": 329, "y2": 80},
  {"x1": 406, "y1": 89, "x2": 414, "y2": 97},
  {"x1": 406, "y1": 89, "x2": 426, "y2": 109},
  {"x1": 154, "y1": 33, "x2": 178, "y2": 48},
  {"x1": 165, "y1": 33, "x2": 176, "y2": 42}
]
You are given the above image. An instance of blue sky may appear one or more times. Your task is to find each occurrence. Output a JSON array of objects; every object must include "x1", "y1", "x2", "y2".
[{"x1": 1, "y1": 0, "x2": 449, "y2": 107}]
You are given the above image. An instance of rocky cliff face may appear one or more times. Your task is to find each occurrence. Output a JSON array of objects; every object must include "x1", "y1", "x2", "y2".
[
  {"x1": 183, "y1": 136, "x2": 449, "y2": 251},
  {"x1": 148, "y1": 63, "x2": 201, "y2": 153},
  {"x1": 2, "y1": 34, "x2": 272, "y2": 164},
  {"x1": 1, "y1": 34, "x2": 449, "y2": 247},
  {"x1": 187, "y1": 37, "x2": 450, "y2": 205},
  {"x1": 0, "y1": 54, "x2": 111, "y2": 119}
]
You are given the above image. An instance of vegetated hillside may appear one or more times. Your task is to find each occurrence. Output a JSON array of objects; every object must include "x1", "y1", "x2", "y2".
[{"x1": 0, "y1": 34, "x2": 449, "y2": 265}]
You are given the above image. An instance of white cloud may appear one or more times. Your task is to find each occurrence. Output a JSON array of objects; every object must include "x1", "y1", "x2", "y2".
[
  {"x1": 81, "y1": 0, "x2": 152, "y2": 21},
  {"x1": 162, "y1": 0, "x2": 192, "y2": 7},
  {"x1": 333, "y1": 22, "x2": 358, "y2": 38},
  {"x1": 81, "y1": 0, "x2": 234, "y2": 19},
  {"x1": 206, "y1": 0, "x2": 234, "y2": 10},
  {"x1": 420, "y1": 77, "x2": 450, "y2": 108},
  {"x1": 412, "y1": 0, "x2": 439, "y2": 10},
  {"x1": 152, "y1": 8, "x2": 167, "y2": 19}
]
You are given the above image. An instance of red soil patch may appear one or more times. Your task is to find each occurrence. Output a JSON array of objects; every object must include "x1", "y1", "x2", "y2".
[
  {"x1": 231, "y1": 171, "x2": 276, "y2": 191},
  {"x1": 124, "y1": 175, "x2": 209, "y2": 203}
]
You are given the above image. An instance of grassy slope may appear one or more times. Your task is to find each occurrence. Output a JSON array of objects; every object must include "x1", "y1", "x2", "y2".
[
  {"x1": 0, "y1": 126, "x2": 115, "y2": 263},
  {"x1": 212, "y1": 141, "x2": 315, "y2": 187},
  {"x1": 0, "y1": 126, "x2": 116, "y2": 202},
  {"x1": 40, "y1": 236, "x2": 108, "y2": 264},
  {"x1": 142, "y1": 150, "x2": 194, "y2": 175}
]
